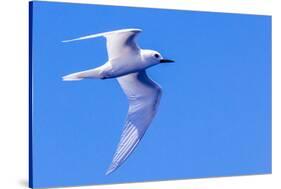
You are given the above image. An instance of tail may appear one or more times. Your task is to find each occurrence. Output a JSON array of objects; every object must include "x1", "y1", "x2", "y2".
[{"x1": 62, "y1": 68, "x2": 101, "y2": 81}]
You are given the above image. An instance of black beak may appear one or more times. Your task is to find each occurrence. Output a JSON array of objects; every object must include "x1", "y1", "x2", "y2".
[{"x1": 160, "y1": 59, "x2": 175, "y2": 63}]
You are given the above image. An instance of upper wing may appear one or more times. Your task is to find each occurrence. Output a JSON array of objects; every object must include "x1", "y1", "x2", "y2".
[
  {"x1": 62, "y1": 28, "x2": 142, "y2": 60},
  {"x1": 106, "y1": 71, "x2": 162, "y2": 175}
]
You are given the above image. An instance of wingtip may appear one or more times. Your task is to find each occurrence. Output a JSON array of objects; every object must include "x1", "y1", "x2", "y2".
[
  {"x1": 61, "y1": 28, "x2": 142, "y2": 43},
  {"x1": 105, "y1": 163, "x2": 118, "y2": 176},
  {"x1": 105, "y1": 168, "x2": 114, "y2": 176},
  {"x1": 61, "y1": 39, "x2": 76, "y2": 43},
  {"x1": 105, "y1": 170, "x2": 112, "y2": 176}
]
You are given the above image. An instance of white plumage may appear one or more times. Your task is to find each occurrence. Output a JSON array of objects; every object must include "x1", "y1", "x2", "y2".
[{"x1": 62, "y1": 28, "x2": 173, "y2": 175}]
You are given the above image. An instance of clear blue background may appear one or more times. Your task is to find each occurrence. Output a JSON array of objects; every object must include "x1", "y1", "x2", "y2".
[{"x1": 31, "y1": 1, "x2": 272, "y2": 188}]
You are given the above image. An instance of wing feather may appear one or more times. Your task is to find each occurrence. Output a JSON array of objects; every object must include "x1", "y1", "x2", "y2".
[
  {"x1": 106, "y1": 71, "x2": 162, "y2": 175},
  {"x1": 62, "y1": 28, "x2": 142, "y2": 60}
]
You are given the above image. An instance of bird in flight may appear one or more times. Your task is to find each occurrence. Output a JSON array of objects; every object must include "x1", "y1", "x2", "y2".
[{"x1": 62, "y1": 28, "x2": 174, "y2": 175}]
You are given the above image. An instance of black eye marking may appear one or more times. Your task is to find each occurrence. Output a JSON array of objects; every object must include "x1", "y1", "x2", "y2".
[{"x1": 154, "y1": 54, "x2": 160, "y2": 58}]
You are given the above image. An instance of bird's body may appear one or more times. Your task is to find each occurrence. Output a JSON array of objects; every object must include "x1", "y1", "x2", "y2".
[
  {"x1": 62, "y1": 28, "x2": 173, "y2": 175},
  {"x1": 63, "y1": 49, "x2": 162, "y2": 80}
]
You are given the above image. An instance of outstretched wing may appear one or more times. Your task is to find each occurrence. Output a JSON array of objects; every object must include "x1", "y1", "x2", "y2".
[
  {"x1": 62, "y1": 28, "x2": 142, "y2": 60},
  {"x1": 106, "y1": 71, "x2": 162, "y2": 175}
]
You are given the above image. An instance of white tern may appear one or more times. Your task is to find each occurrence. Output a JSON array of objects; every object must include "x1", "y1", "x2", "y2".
[{"x1": 62, "y1": 28, "x2": 174, "y2": 175}]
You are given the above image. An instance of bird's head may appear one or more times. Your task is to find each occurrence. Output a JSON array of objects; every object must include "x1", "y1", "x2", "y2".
[{"x1": 141, "y1": 49, "x2": 174, "y2": 67}]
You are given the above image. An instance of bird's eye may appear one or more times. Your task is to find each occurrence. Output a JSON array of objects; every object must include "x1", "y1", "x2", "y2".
[{"x1": 154, "y1": 54, "x2": 160, "y2": 58}]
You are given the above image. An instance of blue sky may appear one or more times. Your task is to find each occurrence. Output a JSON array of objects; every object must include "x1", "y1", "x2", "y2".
[{"x1": 31, "y1": 1, "x2": 271, "y2": 188}]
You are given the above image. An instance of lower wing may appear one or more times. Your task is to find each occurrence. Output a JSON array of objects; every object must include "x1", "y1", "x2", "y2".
[{"x1": 106, "y1": 71, "x2": 162, "y2": 175}]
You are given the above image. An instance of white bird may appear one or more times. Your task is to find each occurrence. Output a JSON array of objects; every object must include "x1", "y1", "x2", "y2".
[{"x1": 62, "y1": 28, "x2": 174, "y2": 175}]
